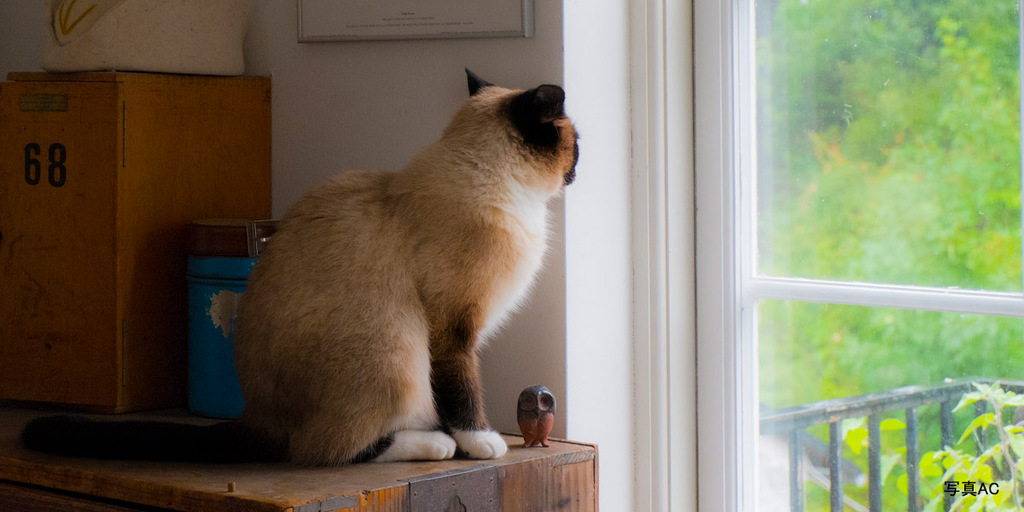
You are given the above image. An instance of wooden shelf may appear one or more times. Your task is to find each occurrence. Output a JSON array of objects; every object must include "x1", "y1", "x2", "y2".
[{"x1": 0, "y1": 407, "x2": 597, "y2": 511}]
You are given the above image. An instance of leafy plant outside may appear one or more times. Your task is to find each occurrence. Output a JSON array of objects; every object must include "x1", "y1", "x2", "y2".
[{"x1": 834, "y1": 383, "x2": 1024, "y2": 511}]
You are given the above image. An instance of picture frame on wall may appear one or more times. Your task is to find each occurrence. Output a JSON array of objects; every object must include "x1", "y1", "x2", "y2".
[{"x1": 297, "y1": 0, "x2": 535, "y2": 42}]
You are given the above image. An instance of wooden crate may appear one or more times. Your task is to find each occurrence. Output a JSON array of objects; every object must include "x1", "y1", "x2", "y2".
[
  {"x1": 0, "y1": 72, "x2": 271, "y2": 412},
  {"x1": 0, "y1": 407, "x2": 598, "y2": 511}
]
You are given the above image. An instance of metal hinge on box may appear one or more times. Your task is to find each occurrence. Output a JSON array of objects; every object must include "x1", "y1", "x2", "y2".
[{"x1": 246, "y1": 219, "x2": 277, "y2": 257}]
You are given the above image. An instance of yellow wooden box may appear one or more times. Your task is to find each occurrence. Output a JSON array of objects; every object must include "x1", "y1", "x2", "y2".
[{"x1": 0, "y1": 72, "x2": 271, "y2": 412}]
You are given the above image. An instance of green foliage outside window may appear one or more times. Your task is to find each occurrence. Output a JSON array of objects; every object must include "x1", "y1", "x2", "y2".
[
  {"x1": 756, "y1": 0, "x2": 1024, "y2": 509},
  {"x1": 757, "y1": 0, "x2": 1022, "y2": 411}
]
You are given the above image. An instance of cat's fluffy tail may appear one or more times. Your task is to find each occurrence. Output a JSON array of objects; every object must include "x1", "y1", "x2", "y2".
[{"x1": 21, "y1": 415, "x2": 287, "y2": 463}]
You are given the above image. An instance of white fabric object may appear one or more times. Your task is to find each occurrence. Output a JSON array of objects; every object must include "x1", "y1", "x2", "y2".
[{"x1": 43, "y1": 0, "x2": 250, "y2": 76}]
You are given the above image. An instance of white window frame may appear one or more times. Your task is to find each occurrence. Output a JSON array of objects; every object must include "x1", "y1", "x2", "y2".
[
  {"x1": 695, "y1": 0, "x2": 748, "y2": 509},
  {"x1": 694, "y1": 0, "x2": 1024, "y2": 511},
  {"x1": 563, "y1": 0, "x2": 695, "y2": 509},
  {"x1": 628, "y1": 0, "x2": 695, "y2": 510}
]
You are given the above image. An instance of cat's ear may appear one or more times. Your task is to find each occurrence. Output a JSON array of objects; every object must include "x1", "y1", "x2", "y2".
[
  {"x1": 466, "y1": 69, "x2": 494, "y2": 96},
  {"x1": 519, "y1": 85, "x2": 565, "y2": 123},
  {"x1": 509, "y1": 84, "x2": 566, "y2": 148}
]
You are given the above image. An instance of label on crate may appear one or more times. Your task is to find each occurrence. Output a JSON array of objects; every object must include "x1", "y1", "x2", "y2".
[{"x1": 19, "y1": 94, "x2": 69, "y2": 112}]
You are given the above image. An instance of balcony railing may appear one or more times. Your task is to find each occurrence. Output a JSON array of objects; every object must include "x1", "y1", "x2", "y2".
[{"x1": 760, "y1": 378, "x2": 1024, "y2": 512}]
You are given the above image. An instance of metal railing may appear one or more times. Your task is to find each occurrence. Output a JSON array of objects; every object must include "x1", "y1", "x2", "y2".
[{"x1": 760, "y1": 379, "x2": 1024, "y2": 512}]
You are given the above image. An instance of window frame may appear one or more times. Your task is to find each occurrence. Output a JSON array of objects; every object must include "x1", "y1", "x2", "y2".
[
  {"x1": 627, "y1": 0, "x2": 696, "y2": 510},
  {"x1": 694, "y1": 0, "x2": 749, "y2": 508},
  {"x1": 694, "y1": 0, "x2": 1024, "y2": 510},
  {"x1": 562, "y1": 0, "x2": 696, "y2": 509},
  {"x1": 564, "y1": 0, "x2": 697, "y2": 509}
]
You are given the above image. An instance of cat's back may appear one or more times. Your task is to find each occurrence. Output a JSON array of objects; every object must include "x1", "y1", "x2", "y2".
[
  {"x1": 286, "y1": 169, "x2": 396, "y2": 227},
  {"x1": 239, "y1": 168, "x2": 413, "y2": 328},
  {"x1": 266, "y1": 169, "x2": 403, "y2": 256}
]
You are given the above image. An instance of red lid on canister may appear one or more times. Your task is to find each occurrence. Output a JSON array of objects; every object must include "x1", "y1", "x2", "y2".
[{"x1": 186, "y1": 219, "x2": 277, "y2": 258}]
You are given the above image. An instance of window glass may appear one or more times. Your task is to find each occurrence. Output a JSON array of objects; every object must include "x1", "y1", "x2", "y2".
[
  {"x1": 756, "y1": 0, "x2": 1021, "y2": 291},
  {"x1": 759, "y1": 300, "x2": 1024, "y2": 409},
  {"x1": 751, "y1": 1, "x2": 1024, "y2": 510}
]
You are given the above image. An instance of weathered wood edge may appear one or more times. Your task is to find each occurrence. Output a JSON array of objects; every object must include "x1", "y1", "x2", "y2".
[
  {"x1": 0, "y1": 407, "x2": 596, "y2": 511},
  {"x1": 0, "y1": 427, "x2": 593, "y2": 512},
  {"x1": 6, "y1": 71, "x2": 271, "y2": 84},
  {"x1": 0, "y1": 455, "x2": 290, "y2": 512}
]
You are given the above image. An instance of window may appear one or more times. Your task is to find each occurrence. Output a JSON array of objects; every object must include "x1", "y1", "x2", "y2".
[
  {"x1": 697, "y1": 0, "x2": 1024, "y2": 510},
  {"x1": 753, "y1": 0, "x2": 1022, "y2": 401}
]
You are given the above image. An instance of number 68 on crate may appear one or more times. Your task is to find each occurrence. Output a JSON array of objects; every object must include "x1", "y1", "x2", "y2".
[{"x1": 0, "y1": 72, "x2": 271, "y2": 412}]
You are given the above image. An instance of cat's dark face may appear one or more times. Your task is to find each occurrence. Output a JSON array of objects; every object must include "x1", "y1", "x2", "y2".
[{"x1": 463, "y1": 70, "x2": 579, "y2": 190}]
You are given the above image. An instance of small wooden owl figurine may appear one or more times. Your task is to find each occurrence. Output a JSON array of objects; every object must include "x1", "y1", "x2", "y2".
[{"x1": 517, "y1": 385, "x2": 556, "y2": 448}]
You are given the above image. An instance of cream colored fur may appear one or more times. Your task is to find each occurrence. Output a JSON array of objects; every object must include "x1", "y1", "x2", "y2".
[{"x1": 234, "y1": 83, "x2": 577, "y2": 465}]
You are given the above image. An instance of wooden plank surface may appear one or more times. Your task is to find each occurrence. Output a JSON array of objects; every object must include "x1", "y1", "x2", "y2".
[
  {"x1": 0, "y1": 407, "x2": 596, "y2": 512},
  {"x1": 500, "y1": 451, "x2": 597, "y2": 512},
  {"x1": 7, "y1": 72, "x2": 126, "y2": 82},
  {"x1": 0, "y1": 481, "x2": 149, "y2": 512},
  {"x1": 6, "y1": 72, "x2": 271, "y2": 87}
]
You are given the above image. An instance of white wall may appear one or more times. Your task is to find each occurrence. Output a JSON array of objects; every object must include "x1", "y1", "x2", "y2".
[
  {"x1": 563, "y1": 0, "x2": 636, "y2": 510},
  {"x1": 0, "y1": 4, "x2": 47, "y2": 75}
]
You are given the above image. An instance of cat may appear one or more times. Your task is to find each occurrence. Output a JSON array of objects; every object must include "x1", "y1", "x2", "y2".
[{"x1": 21, "y1": 70, "x2": 579, "y2": 466}]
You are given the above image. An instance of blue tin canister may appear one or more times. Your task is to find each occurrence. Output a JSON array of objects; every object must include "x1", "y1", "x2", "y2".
[{"x1": 186, "y1": 219, "x2": 275, "y2": 419}]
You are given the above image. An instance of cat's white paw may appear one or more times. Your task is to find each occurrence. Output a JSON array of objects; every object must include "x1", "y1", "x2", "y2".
[
  {"x1": 373, "y1": 430, "x2": 457, "y2": 462},
  {"x1": 452, "y1": 430, "x2": 508, "y2": 459}
]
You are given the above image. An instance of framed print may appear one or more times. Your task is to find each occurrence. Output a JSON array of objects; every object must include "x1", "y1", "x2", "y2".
[{"x1": 297, "y1": 0, "x2": 535, "y2": 42}]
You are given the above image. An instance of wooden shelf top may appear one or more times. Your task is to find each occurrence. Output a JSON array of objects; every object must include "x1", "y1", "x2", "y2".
[
  {"x1": 5, "y1": 71, "x2": 269, "y2": 84},
  {"x1": 0, "y1": 406, "x2": 596, "y2": 512}
]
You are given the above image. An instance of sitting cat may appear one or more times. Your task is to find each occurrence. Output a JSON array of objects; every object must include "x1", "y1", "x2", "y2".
[{"x1": 22, "y1": 70, "x2": 579, "y2": 465}]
